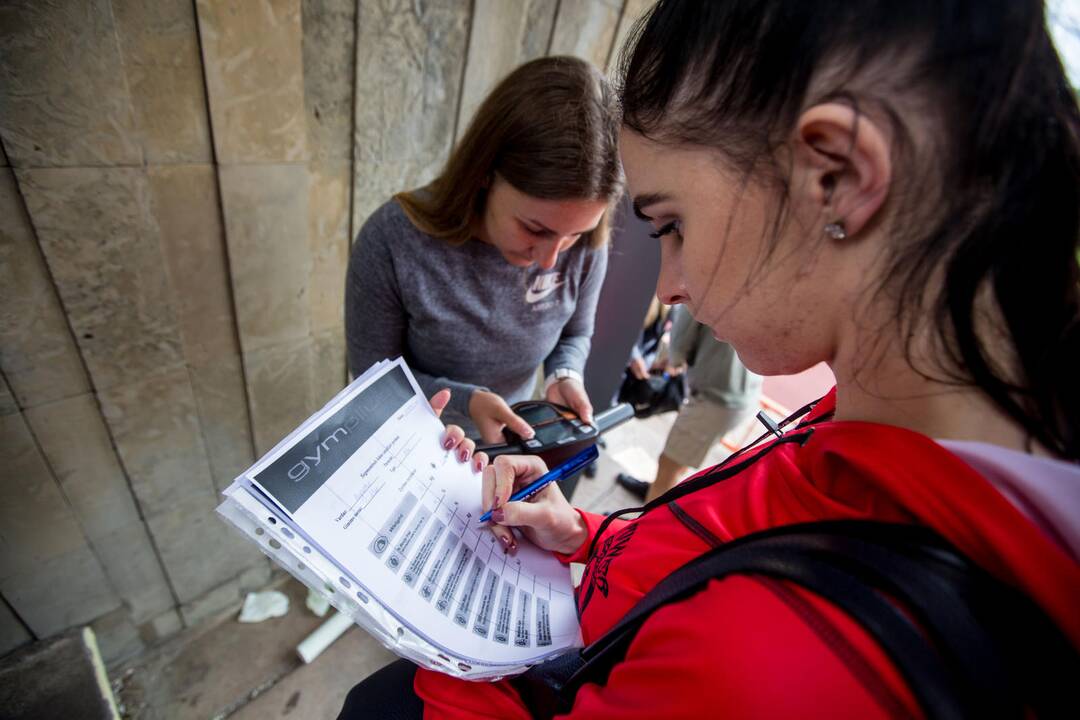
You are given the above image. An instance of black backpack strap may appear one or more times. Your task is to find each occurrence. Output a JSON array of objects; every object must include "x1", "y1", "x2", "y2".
[
  {"x1": 567, "y1": 522, "x2": 974, "y2": 719},
  {"x1": 525, "y1": 521, "x2": 1078, "y2": 719},
  {"x1": 811, "y1": 522, "x2": 1080, "y2": 718}
]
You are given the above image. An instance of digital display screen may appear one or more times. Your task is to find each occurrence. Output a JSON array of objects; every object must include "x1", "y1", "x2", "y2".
[
  {"x1": 533, "y1": 421, "x2": 573, "y2": 446},
  {"x1": 516, "y1": 404, "x2": 561, "y2": 424}
]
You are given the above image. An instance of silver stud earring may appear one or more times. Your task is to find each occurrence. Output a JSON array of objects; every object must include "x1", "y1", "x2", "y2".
[{"x1": 824, "y1": 221, "x2": 847, "y2": 240}]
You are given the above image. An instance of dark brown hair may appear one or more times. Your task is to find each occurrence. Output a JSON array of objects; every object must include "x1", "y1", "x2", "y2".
[
  {"x1": 397, "y1": 56, "x2": 623, "y2": 249},
  {"x1": 620, "y1": 0, "x2": 1080, "y2": 459}
]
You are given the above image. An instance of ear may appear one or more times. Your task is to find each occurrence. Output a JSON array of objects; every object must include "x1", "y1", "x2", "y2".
[{"x1": 791, "y1": 103, "x2": 892, "y2": 238}]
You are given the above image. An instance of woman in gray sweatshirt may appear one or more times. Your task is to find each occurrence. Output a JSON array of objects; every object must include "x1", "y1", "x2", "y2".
[{"x1": 346, "y1": 57, "x2": 623, "y2": 453}]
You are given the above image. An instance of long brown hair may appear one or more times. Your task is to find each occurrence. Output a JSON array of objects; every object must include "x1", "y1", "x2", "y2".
[{"x1": 397, "y1": 56, "x2": 623, "y2": 249}]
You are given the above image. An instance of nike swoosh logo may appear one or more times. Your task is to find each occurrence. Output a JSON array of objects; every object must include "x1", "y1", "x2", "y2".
[{"x1": 525, "y1": 282, "x2": 563, "y2": 303}]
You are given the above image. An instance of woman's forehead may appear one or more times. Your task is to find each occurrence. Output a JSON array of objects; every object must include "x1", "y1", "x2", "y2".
[
  {"x1": 620, "y1": 132, "x2": 732, "y2": 204},
  {"x1": 497, "y1": 181, "x2": 607, "y2": 233}
]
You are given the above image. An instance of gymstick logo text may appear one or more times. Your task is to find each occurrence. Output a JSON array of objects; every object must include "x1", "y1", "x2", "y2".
[
  {"x1": 253, "y1": 366, "x2": 414, "y2": 514},
  {"x1": 287, "y1": 414, "x2": 363, "y2": 482}
]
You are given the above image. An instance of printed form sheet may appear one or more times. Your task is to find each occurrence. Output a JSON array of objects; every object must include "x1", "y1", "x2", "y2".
[{"x1": 237, "y1": 359, "x2": 580, "y2": 668}]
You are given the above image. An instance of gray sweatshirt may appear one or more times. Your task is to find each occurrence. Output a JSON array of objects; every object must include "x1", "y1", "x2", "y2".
[{"x1": 346, "y1": 199, "x2": 608, "y2": 430}]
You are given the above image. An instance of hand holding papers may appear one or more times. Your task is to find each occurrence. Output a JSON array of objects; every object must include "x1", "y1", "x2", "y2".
[{"x1": 216, "y1": 359, "x2": 581, "y2": 679}]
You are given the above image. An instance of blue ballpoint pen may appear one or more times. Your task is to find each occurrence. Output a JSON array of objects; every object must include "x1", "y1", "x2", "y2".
[{"x1": 477, "y1": 445, "x2": 599, "y2": 524}]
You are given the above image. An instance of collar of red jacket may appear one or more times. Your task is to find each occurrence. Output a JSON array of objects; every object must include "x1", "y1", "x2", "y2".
[{"x1": 786, "y1": 387, "x2": 1080, "y2": 649}]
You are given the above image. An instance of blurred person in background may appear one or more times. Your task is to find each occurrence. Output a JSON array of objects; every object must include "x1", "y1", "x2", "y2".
[
  {"x1": 616, "y1": 305, "x2": 762, "y2": 503},
  {"x1": 625, "y1": 296, "x2": 673, "y2": 383},
  {"x1": 613, "y1": 297, "x2": 685, "y2": 424}
]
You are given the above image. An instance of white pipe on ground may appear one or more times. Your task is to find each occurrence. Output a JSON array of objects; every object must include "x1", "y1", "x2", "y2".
[{"x1": 296, "y1": 611, "x2": 353, "y2": 664}]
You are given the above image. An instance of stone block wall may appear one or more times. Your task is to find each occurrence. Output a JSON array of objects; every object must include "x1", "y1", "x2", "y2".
[{"x1": 0, "y1": 0, "x2": 649, "y2": 666}]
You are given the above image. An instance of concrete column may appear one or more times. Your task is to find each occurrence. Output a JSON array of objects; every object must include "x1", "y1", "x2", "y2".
[
  {"x1": 454, "y1": 0, "x2": 556, "y2": 144},
  {"x1": 549, "y1": 0, "x2": 624, "y2": 70},
  {"x1": 607, "y1": 0, "x2": 654, "y2": 74},
  {"x1": 351, "y1": 0, "x2": 472, "y2": 230}
]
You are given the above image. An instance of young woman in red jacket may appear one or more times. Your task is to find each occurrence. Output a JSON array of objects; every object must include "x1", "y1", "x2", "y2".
[{"x1": 341, "y1": 1, "x2": 1080, "y2": 717}]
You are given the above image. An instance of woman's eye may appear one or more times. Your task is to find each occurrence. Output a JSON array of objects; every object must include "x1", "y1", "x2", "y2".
[{"x1": 649, "y1": 220, "x2": 682, "y2": 240}]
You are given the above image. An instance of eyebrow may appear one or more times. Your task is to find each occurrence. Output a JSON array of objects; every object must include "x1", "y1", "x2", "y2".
[
  {"x1": 523, "y1": 218, "x2": 601, "y2": 236},
  {"x1": 632, "y1": 193, "x2": 671, "y2": 221}
]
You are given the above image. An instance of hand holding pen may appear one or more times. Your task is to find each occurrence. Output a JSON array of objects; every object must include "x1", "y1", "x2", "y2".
[{"x1": 479, "y1": 446, "x2": 597, "y2": 557}]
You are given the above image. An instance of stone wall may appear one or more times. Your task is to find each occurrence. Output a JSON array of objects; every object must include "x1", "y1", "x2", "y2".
[{"x1": 0, "y1": 0, "x2": 651, "y2": 665}]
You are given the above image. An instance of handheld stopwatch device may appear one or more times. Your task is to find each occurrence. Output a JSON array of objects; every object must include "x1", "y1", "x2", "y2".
[{"x1": 477, "y1": 401, "x2": 635, "y2": 466}]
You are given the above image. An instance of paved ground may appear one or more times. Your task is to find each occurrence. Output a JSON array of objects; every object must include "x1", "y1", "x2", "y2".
[{"x1": 109, "y1": 410, "x2": 752, "y2": 720}]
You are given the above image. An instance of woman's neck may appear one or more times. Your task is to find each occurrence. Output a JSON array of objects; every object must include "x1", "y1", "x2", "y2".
[{"x1": 829, "y1": 328, "x2": 1039, "y2": 455}]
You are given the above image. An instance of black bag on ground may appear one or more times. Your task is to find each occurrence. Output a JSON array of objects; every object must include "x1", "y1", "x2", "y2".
[
  {"x1": 617, "y1": 370, "x2": 688, "y2": 418},
  {"x1": 511, "y1": 520, "x2": 1079, "y2": 720}
]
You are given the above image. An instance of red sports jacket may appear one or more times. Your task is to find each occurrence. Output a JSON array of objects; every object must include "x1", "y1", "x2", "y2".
[{"x1": 416, "y1": 391, "x2": 1080, "y2": 718}]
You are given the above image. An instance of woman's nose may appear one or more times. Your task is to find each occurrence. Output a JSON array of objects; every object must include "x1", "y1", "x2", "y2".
[
  {"x1": 656, "y1": 241, "x2": 688, "y2": 305},
  {"x1": 535, "y1": 242, "x2": 561, "y2": 270}
]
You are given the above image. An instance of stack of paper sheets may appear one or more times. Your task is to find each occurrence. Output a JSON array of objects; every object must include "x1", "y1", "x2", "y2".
[{"x1": 217, "y1": 359, "x2": 582, "y2": 679}]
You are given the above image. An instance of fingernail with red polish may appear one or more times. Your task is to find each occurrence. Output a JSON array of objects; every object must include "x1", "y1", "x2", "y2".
[
  {"x1": 492, "y1": 508, "x2": 505, "y2": 523},
  {"x1": 443, "y1": 437, "x2": 453, "y2": 449},
  {"x1": 459, "y1": 448, "x2": 470, "y2": 462},
  {"x1": 474, "y1": 458, "x2": 483, "y2": 471}
]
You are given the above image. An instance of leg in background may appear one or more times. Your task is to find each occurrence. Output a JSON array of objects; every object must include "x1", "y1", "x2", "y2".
[
  {"x1": 653, "y1": 398, "x2": 757, "y2": 502},
  {"x1": 644, "y1": 452, "x2": 689, "y2": 503}
]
